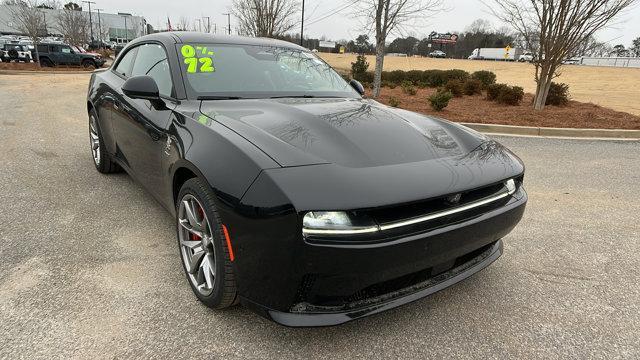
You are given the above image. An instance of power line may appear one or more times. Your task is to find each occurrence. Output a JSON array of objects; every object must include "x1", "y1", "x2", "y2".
[{"x1": 304, "y1": 0, "x2": 359, "y2": 27}]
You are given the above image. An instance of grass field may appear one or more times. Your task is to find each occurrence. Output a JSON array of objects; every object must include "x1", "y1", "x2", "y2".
[{"x1": 320, "y1": 53, "x2": 640, "y2": 116}]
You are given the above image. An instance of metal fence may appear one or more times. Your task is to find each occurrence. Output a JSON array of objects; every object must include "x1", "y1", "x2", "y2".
[{"x1": 580, "y1": 57, "x2": 640, "y2": 68}]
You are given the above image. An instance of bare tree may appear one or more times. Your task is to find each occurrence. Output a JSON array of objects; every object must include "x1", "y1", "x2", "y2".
[
  {"x1": 488, "y1": 0, "x2": 636, "y2": 110},
  {"x1": 465, "y1": 18, "x2": 493, "y2": 34},
  {"x1": 355, "y1": 0, "x2": 443, "y2": 98},
  {"x1": 7, "y1": 0, "x2": 47, "y2": 66},
  {"x1": 56, "y1": 6, "x2": 89, "y2": 46},
  {"x1": 231, "y1": 0, "x2": 299, "y2": 37},
  {"x1": 177, "y1": 16, "x2": 191, "y2": 31}
]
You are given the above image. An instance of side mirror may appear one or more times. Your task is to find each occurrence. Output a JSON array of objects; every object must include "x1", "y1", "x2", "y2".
[
  {"x1": 122, "y1": 75, "x2": 160, "y2": 100},
  {"x1": 349, "y1": 79, "x2": 365, "y2": 96}
]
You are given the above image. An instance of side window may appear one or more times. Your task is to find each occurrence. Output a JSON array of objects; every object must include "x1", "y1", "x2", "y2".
[
  {"x1": 61, "y1": 46, "x2": 72, "y2": 54},
  {"x1": 114, "y1": 47, "x2": 138, "y2": 78},
  {"x1": 131, "y1": 43, "x2": 173, "y2": 97}
]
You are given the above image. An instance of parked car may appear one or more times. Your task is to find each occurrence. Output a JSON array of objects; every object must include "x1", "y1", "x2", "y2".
[
  {"x1": 36, "y1": 43, "x2": 105, "y2": 68},
  {"x1": 87, "y1": 32, "x2": 527, "y2": 327},
  {"x1": 87, "y1": 40, "x2": 112, "y2": 50},
  {"x1": 562, "y1": 57, "x2": 582, "y2": 65},
  {"x1": 518, "y1": 51, "x2": 534, "y2": 62},
  {"x1": 428, "y1": 50, "x2": 446, "y2": 58},
  {"x1": 0, "y1": 43, "x2": 33, "y2": 63}
]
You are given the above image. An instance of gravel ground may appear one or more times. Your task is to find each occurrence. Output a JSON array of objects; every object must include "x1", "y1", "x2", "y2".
[{"x1": 1, "y1": 73, "x2": 639, "y2": 359}]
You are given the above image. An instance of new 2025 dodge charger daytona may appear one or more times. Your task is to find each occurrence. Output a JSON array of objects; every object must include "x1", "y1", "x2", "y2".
[{"x1": 87, "y1": 32, "x2": 527, "y2": 327}]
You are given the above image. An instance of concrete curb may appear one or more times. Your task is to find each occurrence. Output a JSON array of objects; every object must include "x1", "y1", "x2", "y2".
[
  {"x1": 460, "y1": 122, "x2": 640, "y2": 140},
  {"x1": 0, "y1": 69, "x2": 91, "y2": 75}
]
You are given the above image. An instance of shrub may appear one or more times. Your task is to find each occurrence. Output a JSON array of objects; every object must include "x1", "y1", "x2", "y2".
[
  {"x1": 497, "y1": 85, "x2": 524, "y2": 105},
  {"x1": 353, "y1": 71, "x2": 374, "y2": 84},
  {"x1": 381, "y1": 80, "x2": 396, "y2": 89},
  {"x1": 444, "y1": 69, "x2": 470, "y2": 82},
  {"x1": 384, "y1": 70, "x2": 406, "y2": 84},
  {"x1": 463, "y1": 79, "x2": 483, "y2": 95},
  {"x1": 471, "y1": 70, "x2": 497, "y2": 88},
  {"x1": 351, "y1": 54, "x2": 369, "y2": 79},
  {"x1": 421, "y1": 69, "x2": 447, "y2": 87},
  {"x1": 401, "y1": 80, "x2": 417, "y2": 95},
  {"x1": 443, "y1": 79, "x2": 464, "y2": 97},
  {"x1": 486, "y1": 83, "x2": 524, "y2": 105},
  {"x1": 546, "y1": 82, "x2": 570, "y2": 106},
  {"x1": 406, "y1": 70, "x2": 423, "y2": 84},
  {"x1": 388, "y1": 97, "x2": 401, "y2": 107},
  {"x1": 428, "y1": 89, "x2": 453, "y2": 111},
  {"x1": 486, "y1": 83, "x2": 509, "y2": 101}
]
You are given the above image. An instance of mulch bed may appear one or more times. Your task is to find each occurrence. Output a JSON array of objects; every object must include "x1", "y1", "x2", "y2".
[
  {"x1": 0, "y1": 62, "x2": 93, "y2": 72},
  {"x1": 374, "y1": 87, "x2": 640, "y2": 130}
]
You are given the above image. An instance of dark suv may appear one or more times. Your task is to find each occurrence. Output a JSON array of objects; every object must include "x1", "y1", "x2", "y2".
[{"x1": 36, "y1": 43, "x2": 105, "y2": 68}]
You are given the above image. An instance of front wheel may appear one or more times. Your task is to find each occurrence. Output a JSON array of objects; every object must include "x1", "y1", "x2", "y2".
[
  {"x1": 176, "y1": 178, "x2": 238, "y2": 309},
  {"x1": 89, "y1": 110, "x2": 120, "y2": 173}
]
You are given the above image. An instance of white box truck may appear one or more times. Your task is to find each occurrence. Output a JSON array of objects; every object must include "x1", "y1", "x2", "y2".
[{"x1": 468, "y1": 47, "x2": 523, "y2": 61}]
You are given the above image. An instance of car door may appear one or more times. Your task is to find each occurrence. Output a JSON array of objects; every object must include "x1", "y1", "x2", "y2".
[
  {"x1": 110, "y1": 42, "x2": 176, "y2": 197},
  {"x1": 58, "y1": 45, "x2": 78, "y2": 65}
]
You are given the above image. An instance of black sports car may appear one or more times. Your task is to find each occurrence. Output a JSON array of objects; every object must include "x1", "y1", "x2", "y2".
[{"x1": 87, "y1": 32, "x2": 527, "y2": 327}]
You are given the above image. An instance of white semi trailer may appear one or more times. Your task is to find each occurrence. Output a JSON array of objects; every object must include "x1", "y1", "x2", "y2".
[{"x1": 468, "y1": 47, "x2": 524, "y2": 61}]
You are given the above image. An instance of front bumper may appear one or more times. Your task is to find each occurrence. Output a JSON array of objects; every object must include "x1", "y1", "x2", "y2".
[
  {"x1": 244, "y1": 239, "x2": 503, "y2": 327},
  {"x1": 230, "y1": 186, "x2": 527, "y2": 327}
]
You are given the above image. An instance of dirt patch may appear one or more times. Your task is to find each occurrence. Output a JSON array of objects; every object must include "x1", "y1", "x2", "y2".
[
  {"x1": 375, "y1": 87, "x2": 640, "y2": 130},
  {"x1": 0, "y1": 62, "x2": 94, "y2": 72}
]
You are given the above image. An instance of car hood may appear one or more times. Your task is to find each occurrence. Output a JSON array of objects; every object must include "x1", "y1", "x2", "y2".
[{"x1": 199, "y1": 98, "x2": 490, "y2": 168}]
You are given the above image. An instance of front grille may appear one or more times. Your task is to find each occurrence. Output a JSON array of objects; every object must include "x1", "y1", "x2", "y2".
[{"x1": 367, "y1": 181, "x2": 507, "y2": 226}]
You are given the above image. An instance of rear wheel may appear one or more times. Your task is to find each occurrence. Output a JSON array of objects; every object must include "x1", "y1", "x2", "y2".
[
  {"x1": 89, "y1": 110, "x2": 120, "y2": 173},
  {"x1": 40, "y1": 58, "x2": 53, "y2": 67},
  {"x1": 176, "y1": 178, "x2": 238, "y2": 309},
  {"x1": 82, "y1": 59, "x2": 96, "y2": 69}
]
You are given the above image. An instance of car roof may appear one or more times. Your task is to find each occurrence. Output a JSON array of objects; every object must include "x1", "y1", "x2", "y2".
[{"x1": 130, "y1": 31, "x2": 306, "y2": 51}]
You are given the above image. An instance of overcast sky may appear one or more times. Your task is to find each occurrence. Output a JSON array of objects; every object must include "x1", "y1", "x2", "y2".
[{"x1": 99, "y1": 0, "x2": 640, "y2": 46}]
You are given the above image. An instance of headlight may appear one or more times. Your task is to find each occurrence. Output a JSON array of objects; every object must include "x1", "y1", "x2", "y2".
[{"x1": 302, "y1": 211, "x2": 379, "y2": 236}]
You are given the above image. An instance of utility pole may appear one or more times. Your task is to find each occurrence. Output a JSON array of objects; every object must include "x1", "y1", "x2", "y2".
[
  {"x1": 300, "y1": 0, "x2": 304, "y2": 46},
  {"x1": 222, "y1": 13, "x2": 231, "y2": 35},
  {"x1": 95, "y1": 9, "x2": 103, "y2": 45},
  {"x1": 118, "y1": 12, "x2": 132, "y2": 43},
  {"x1": 83, "y1": 1, "x2": 96, "y2": 41},
  {"x1": 203, "y1": 16, "x2": 210, "y2": 33}
]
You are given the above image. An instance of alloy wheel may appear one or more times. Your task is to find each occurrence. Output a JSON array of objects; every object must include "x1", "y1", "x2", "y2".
[
  {"x1": 178, "y1": 194, "x2": 216, "y2": 296},
  {"x1": 89, "y1": 115, "x2": 100, "y2": 166}
]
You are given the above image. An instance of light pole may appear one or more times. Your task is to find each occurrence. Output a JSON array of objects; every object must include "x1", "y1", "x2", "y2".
[
  {"x1": 203, "y1": 16, "x2": 211, "y2": 33},
  {"x1": 95, "y1": 8, "x2": 103, "y2": 45},
  {"x1": 82, "y1": 1, "x2": 96, "y2": 41},
  {"x1": 222, "y1": 13, "x2": 231, "y2": 35},
  {"x1": 118, "y1": 12, "x2": 132, "y2": 43},
  {"x1": 300, "y1": 0, "x2": 304, "y2": 46}
]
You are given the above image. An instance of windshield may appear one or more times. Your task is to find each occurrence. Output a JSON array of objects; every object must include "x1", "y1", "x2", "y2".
[{"x1": 176, "y1": 43, "x2": 359, "y2": 99}]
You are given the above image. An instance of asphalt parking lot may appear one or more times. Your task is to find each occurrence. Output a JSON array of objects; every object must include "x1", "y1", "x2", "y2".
[{"x1": 1, "y1": 73, "x2": 639, "y2": 359}]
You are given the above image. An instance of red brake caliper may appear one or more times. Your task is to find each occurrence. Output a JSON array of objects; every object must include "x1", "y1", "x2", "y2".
[{"x1": 189, "y1": 205, "x2": 205, "y2": 241}]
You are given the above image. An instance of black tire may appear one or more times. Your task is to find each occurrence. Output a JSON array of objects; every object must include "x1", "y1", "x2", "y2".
[
  {"x1": 82, "y1": 59, "x2": 96, "y2": 69},
  {"x1": 89, "y1": 109, "x2": 121, "y2": 173},
  {"x1": 177, "y1": 178, "x2": 238, "y2": 309},
  {"x1": 40, "y1": 58, "x2": 53, "y2": 67}
]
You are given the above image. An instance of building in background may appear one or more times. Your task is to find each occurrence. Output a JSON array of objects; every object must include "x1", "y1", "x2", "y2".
[{"x1": 0, "y1": 4, "x2": 146, "y2": 45}]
